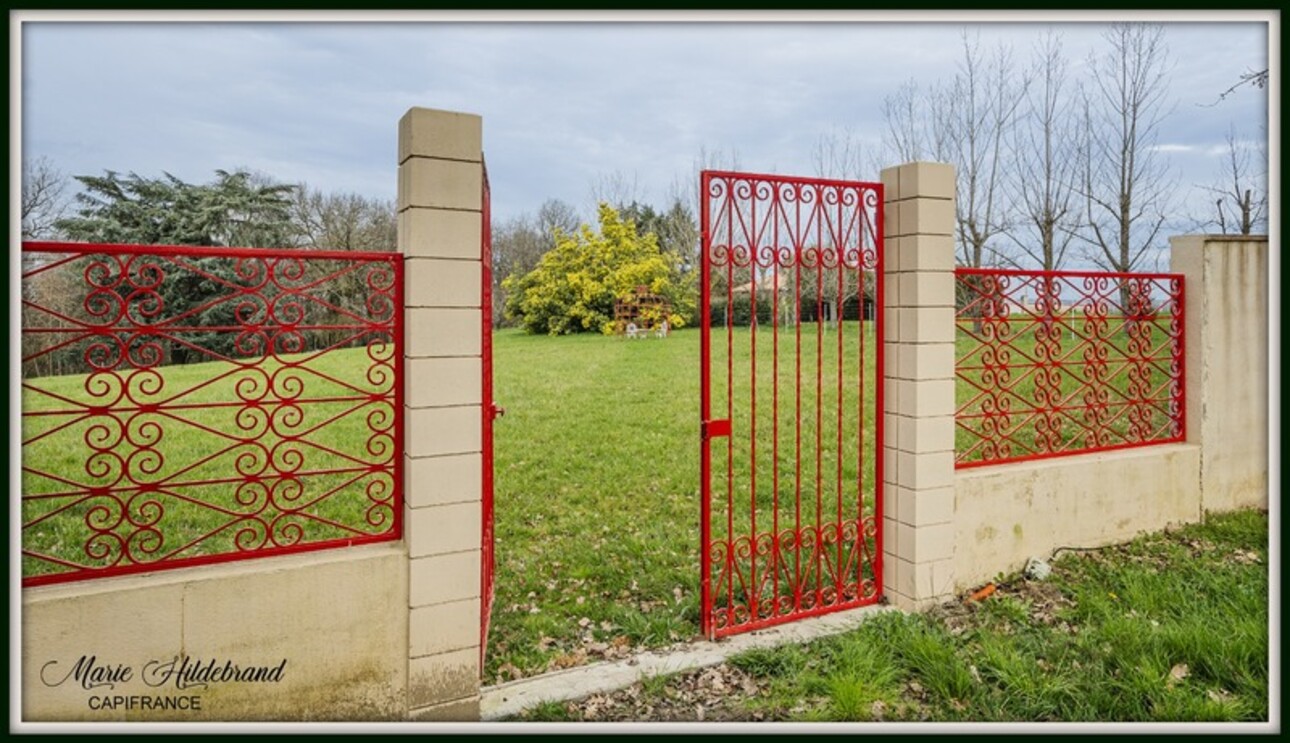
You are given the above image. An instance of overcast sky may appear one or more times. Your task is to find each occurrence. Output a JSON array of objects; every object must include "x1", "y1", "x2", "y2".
[{"x1": 18, "y1": 13, "x2": 1271, "y2": 234}]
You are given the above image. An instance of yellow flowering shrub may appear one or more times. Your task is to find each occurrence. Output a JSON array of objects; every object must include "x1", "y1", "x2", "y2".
[{"x1": 503, "y1": 203, "x2": 695, "y2": 335}]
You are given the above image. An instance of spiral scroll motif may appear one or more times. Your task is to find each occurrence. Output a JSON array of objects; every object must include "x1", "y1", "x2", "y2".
[
  {"x1": 21, "y1": 245, "x2": 404, "y2": 586},
  {"x1": 954, "y1": 268, "x2": 1185, "y2": 467},
  {"x1": 701, "y1": 171, "x2": 883, "y2": 638}
]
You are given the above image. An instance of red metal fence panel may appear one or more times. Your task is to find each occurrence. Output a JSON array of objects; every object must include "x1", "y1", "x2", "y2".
[
  {"x1": 20, "y1": 241, "x2": 403, "y2": 586},
  {"x1": 700, "y1": 170, "x2": 884, "y2": 639},
  {"x1": 954, "y1": 268, "x2": 1185, "y2": 468},
  {"x1": 481, "y1": 158, "x2": 497, "y2": 663}
]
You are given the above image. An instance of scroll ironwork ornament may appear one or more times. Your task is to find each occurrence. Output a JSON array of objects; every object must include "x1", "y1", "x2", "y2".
[
  {"x1": 701, "y1": 170, "x2": 884, "y2": 639},
  {"x1": 20, "y1": 242, "x2": 403, "y2": 586},
  {"x1": 954, "y1": 268, "x2": 1185, "y2": 468}
]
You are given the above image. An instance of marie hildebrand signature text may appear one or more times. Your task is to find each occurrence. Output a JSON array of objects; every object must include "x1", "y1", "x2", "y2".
[{"x1": 41, "y1": 654, "x2": 288, "y2": 691}]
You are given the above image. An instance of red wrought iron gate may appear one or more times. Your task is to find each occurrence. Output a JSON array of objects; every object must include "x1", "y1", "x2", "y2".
[
  {"x1": 700, "y1": 170, "x2": 885, "y2": 639},
  {"x1": 481, "y1": 158, "x2": 498, "y2": 664}
]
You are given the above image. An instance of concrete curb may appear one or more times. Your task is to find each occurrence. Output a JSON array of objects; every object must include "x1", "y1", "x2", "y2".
[{"x1": 481, "y1": 603, "x2": 899, "y2": 721}]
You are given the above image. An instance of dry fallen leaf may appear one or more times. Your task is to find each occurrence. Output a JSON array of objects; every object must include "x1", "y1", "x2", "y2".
[{"x1": 1207, "y1": 688, "x2": 1233, "y2": 703}]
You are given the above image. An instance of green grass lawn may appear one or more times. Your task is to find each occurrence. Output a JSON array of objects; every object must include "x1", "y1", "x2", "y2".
[
  {"x1": 488, "y1": 327, "x2": 704, "y2": 680},
  {"x1": 489, "y1": 321, "x2": 881, "y2": 680},
  {"x1": 516, "y1": 509, "x2": 1269, "y2": 722}
]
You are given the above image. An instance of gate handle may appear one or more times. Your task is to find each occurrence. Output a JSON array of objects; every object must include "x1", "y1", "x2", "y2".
[
  {"x1": 702, "y1": 419, "x2": 731, "y2": 439},
  {"x1": 491, "y1": 404, "x2": 506, "y2": 420}
]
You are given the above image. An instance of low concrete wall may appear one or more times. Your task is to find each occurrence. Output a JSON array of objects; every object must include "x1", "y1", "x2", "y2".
[
  {"x1": 22, "y1": 545, "x2": 408, "y2": 722},
  {"x1": 1171, "y1": 235, "x2": 1270, "y2": 513},
  {"x1": 953, "y1": 444, "x2": 1201, "y2": 591}
]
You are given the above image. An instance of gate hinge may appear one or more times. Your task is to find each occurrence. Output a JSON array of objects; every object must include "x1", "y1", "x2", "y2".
[{"x1": 701, "y1": 419, "x2": 731, "y2": 440}]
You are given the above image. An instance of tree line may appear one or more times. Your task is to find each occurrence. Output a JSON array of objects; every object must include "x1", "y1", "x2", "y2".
[
  {"x1": 875, "y1": 24, "x2": 1267, "y2": 275},
  {"x1": 20, "y1": 167, "x2": 398, "y2": 377},
  {"x1": 21, "y1": 23, "x2": 1266, "y2": 348}
]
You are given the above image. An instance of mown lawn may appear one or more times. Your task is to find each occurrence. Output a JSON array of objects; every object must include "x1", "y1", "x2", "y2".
[
  {"x1": 489, "y1": 320, "x2": 883, "y2": 682},
  {"x1": 487, "y1": 327, "x2": 703, "y2": 681},
  {"x1": 516, "y1": 509, "x2": 1270, "y2": 723}
]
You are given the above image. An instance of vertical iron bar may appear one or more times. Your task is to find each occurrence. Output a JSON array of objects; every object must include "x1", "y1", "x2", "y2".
[
  {"x1": 480, "y1": 158, "x2": 493, "y2": 667},
  {"x1": 699, "y1": 171, "x2": 712, "y2": 639},
  {"x1": 794, "y1": 184, "x2": 804, "y2": 613},
  {"x1": 835, "y1": 195, "x2": 845, "y2": 603},
  {"x1": 771, "y1": 187, "x2": 781, "y2": 619},
  {"x1": 814, "y1": 185, "x2": 824, "y2": 608},
  {"x1": 725, "y1": 180, "x2": 735, "y2": 631},
  {"x1": 748, "y1": 184, "x2": 758, "y2": 623},
  {"x1": 873, "y1": 183, "x2": 885, "y2": 601}
]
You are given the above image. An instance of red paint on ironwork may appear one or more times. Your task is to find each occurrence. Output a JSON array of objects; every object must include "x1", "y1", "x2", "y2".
[
  {"x1": 954, "y1": 267, "x2": 1185, "y2": 468},
  {"x1": 700, "y1": 171, "x2": 883, "y2": 639},
  {"x1": 21, "y1": 241, "x2": 402, "y2": 587},
  {"x1": 481, "y1": 158, "x2": 496, "y2": 665},
  {"x1": 703, "y1": 419, "x2": 732, "y2": 438},
  {"x1": 699, "y1": 174, "x2": 713, "y2": 639},
  {"x1": 872, "y1": 186, "x2": 885, "y2": 600}
]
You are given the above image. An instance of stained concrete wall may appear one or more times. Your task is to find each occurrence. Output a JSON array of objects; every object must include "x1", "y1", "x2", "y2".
[
  {"x1": 953, "y1": 445, "x2": 1201, "y2": 590},
  {"x1": 1171, "y1": 235, "x2": 1270, "y2": 512},
  {"x1": 21, "y1": 546, "x2": 408, "y2": 721},
  {"x1": 950, "y1": 234, "x2": 1268, "y2": 590}
]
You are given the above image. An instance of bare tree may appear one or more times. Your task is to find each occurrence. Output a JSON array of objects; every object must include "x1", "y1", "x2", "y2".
[
  {"x1": 809, "y1": 127, "x2": 877, "y2": 327},
  {"x1": 1198, "y1": 125, "x2": 1267, "y2": 235},
  {"x1": 942, "y1": 33, "x2": 1030, "y2": 269},
  {"x1": 289, "y1": 184, "x2": 397, "y2": 348},
  {"x1": 1006, "y1": 31, "x2": 1080, "y2": 272},
  {"x1": 670, "y1": 144, "x2": 743, "y2": 213},
  {"x1": 292, "y1": 184, "x2": 396, "y2": 252},
  {"x1": 492, "y1": 198, "x2": 580, "y2": 326},
  {"x1": 589, "y1": 169, "x2": 642, "y2": 215},
  {"x1": 671, "y1": 145, "x2": 741, "y2": 280},
  {"x1": 21, "y1": 156, "x2": 68, "y2": 239},
  {"x1": 882, "y1": 79, "x2": 926, "y2": 164},
  {"x1": 1203, "y1": 67, "x2": 1270, "y2": 107},
  {"x1": 811, "y1": 126, "x2": 871, "y2": 182},
  {"x1": 536, "y1": 198, "x2": 581, "y2": 242},
  {"x1": 1076, "y1": 23, "x2": 1175, "y2": 275},
  {"x1": 881, "y1": 80, "x2": 952, "y2": 164}
]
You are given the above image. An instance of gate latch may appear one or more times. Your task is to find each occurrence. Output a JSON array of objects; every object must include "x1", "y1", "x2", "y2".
[{"x1": 701, "y1": 419, "x2": 731, "y2": 440}]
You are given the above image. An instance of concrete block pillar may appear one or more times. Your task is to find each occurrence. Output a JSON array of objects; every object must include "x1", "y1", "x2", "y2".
[
  {"x1": 1169, "y1": 234, "x2": 1270, "y2": 513},
  {"x1": 879, "y1": 161, "x2": 957, "y2": 610},
  {"x1": 397, "y1": 107, "x2": 485, "y2": 721}
]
